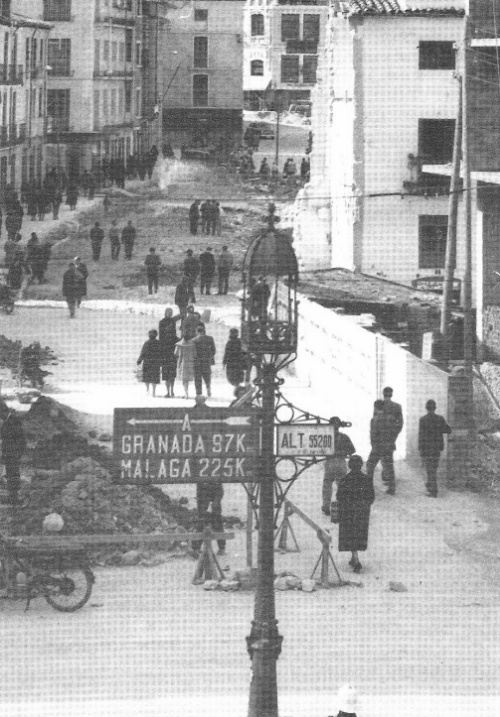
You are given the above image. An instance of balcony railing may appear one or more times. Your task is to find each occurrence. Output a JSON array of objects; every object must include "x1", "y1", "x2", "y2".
[
  {"x1": 0, "y1": 65, "x2": 24, "y2": 85},
  {"x1": 403, "y1": 155, "x2": 455, "y2": 197},
  {"x1": 93, "y1": 68, "x2": 134, "y2": 78}
]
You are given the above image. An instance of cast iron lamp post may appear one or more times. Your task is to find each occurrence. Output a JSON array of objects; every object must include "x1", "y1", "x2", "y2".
[{"x1": 242, "y1": 205, "x2": 299, "y2": 717}]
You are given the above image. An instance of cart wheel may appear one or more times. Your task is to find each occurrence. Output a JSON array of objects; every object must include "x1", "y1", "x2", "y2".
[{"x1": 44, "y1": 565, "x2": 94, "y2": 612}]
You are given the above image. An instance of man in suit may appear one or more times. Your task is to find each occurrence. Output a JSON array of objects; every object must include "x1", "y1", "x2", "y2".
[{"x1": 193, "y1": 325, "x2": 216, "y2": 398}]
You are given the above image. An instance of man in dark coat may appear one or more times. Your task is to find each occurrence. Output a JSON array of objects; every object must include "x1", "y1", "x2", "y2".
[
  {"x1": 191, "y1": 395, "x2": 226, "y2": 555},
  {"x1": 1, "y1": 410, "x2": 26, "y2": 505},
  {"x1": 174, "y1": 277, "x2": 190, "y2": 318},
  {"x1": 189, "y1": 200, "x2": 200, "y2": 235},
  {"x1": 217, "y1": 245, "x2": 233, "y2": 295},
  {"x1": 121, "y1": 220, "x2": 137, "y2": 260},
  {"x1": 183, "y1": 249, "x2": 199, "y2": 303},
  {"x1": 62, "y1": 262, "x2": 84, "y2": 318},
  {"x1": 74, "y1": 257, "x2": 88, "y2": 306},
  {"x1": 199, "y1": 247, "x2": 215, "y2": 295},
  {"x1": 144, "y1": 247, "x2": 161, "y2": 295},
  {"x1": 109, "y1": 219, "x2": 120, "y2": 260},
  {"x1": 90, "y1": 221, "x2": 105, "y2": 261},
  {"x1": 418, "y1": 399, "x2": 451, "y2": 497},
  {"x1": 365, "y1": 399, "x2": 398, "y2": 494},
  {"x1": 322, "y1": 425, "x2": 356, "y2": 515},
  {"x1": 193, "y1": 325, "x2": 216, "y2": 397}
]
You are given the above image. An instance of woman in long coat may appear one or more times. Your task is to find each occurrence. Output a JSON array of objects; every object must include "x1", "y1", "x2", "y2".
[
  {"x1": 336, "y1": 454, "x2": 375, "y2": 573},
  {"x1": 222, "y1": 328, "x2": 246, "y2": 387},
  {"x1": 137, "y1": 329, "x2": 162, "y2": 397},
  {"x1": 174, "y1": 331, "x2": 196, "y2": 399},
  {"x1": 158, "y1": 308, "x2": 180, "y2": 398}
]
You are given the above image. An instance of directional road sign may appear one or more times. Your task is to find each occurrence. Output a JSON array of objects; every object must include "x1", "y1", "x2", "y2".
[
  {"x1": 276, "y1": 424, "x2": 336, "y2": 456},
  {"x1": 113, "y1": 407, "x2": 260, "y2": 484}
]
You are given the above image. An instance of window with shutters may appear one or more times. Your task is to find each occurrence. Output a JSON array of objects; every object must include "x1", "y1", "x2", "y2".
[
  {"x1": 281, "y1": 55, "x2": 299, "y2": 83},
  {"x1": 419, "y1": 41, "x2": 455, "y2": 70},
  {"x1": 48, "y1": 39, "x2": 71, "y2": 76},
  {"x1": 303, "y1": 14, "x2": 319, "y2": 43},
  {"x1": 125, "y1": 80, "x2": 132, "y2": 111},
  {"x1": 419, "y1": 215, "x2": 448, "y2": 269},
  {"x1": 125, "y1": 29, "x2": 133, "y2": 62},
  {"x1": 194, "y1": 37, "x2": 208, "y2": 68},
  {"x1": 251, "y1": 60, "x2": 264, "y2": 76},
  {"x1": 302, "y1": 55, "x2": 317, "y2": 84},
  {"x1": 251, "y1": 14, "x2": 264, "y2": 36},
  {"x1": 47, "y1": 89, "x2": 70, "y2": 131},
  {"x1": 193, "y1": 74, "x2": 208, "y2": 106},
  {"x1": 281, "y1": 14, "x2": 299, "y2": 41},
  {"x1": 418, "y1": 119, "x2": 455, "y2": 164}
]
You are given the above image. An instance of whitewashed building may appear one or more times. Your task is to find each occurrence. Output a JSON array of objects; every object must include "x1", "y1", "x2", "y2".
[{"x1": 294, "y1": 0, "x2": 468, "y2": 289}]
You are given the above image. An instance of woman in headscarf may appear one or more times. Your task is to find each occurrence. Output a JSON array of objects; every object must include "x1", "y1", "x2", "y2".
[
  {"x1": 174, "y1": 330, "x2": 196, "y2": 400},
  {"x1": 158, "y1": 308, "x2": 181, "y2": 398},
  {"x1": 137, "y1": 329, "x2": 162, "y2": 397},
  {"x1": 336, "y1": 454, "x2": 375, "y2": 573}
]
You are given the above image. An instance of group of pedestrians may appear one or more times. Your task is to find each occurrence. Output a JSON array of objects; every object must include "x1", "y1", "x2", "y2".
[
  {"x1": 88, "y1": 219, "x2": 137, "y2": 262},
  {"x1": 136, "y1": 310, "x2": 248, "y2": 401},
  {"x1": 174, "y1": 245, "x2": 234, "y2": 307},
  {"x1": 188, "y1": 199, "x2": 223, "y2": 236},
  {"x1": 322, "y1": 387, "x2": 452, "y2": 574}
]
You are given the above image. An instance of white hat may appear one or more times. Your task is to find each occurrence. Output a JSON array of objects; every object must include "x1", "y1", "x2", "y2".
[{"x1": 337, "y1": 684, "x2": 358, "y2": 713}]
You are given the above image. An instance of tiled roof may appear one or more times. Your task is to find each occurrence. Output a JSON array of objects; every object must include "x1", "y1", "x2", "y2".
[{"x1": 346, "y1": 0, "x2": 464, "y2": 15}]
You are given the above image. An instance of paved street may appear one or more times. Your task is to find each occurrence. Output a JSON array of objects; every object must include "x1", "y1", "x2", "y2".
[{"x1": 2, "y1": 304, "x2": 500, "y2": 717}]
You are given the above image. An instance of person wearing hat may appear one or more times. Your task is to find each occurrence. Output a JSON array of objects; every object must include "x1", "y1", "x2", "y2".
[
  {"x1": 137, "y1": 329, "x2": 162, "y2": 396},
  {"x1": 336, "y1": 455, "x2": 374, "y2": 573},
  {"x1": 322, "y1": 421, "x2": 356, "y2": 515},
  {"x1": 144, "y1": 247, "x2": 162, "y2": 295},
  {"x1": 418, "y1": 399, "x2": 451, "y2": 497},
  {"x1": 109, "y1": 219, "x2": 120, "y2": 260},
  {"x1": 199, "y1": 246, "x2": 215, "y2": 295}
]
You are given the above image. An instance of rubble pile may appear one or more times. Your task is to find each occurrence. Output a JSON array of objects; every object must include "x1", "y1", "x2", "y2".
[{"x1": 466, "y1": 433, "x2": 500, "y2": 495}]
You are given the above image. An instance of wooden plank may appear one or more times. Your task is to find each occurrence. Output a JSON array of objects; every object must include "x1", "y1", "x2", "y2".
[
  {"x1": 283, "y1": 499, "x2": 331, "y2": 545},
  {"x1": 4, "y1": 531, "x2": 235, "y2": 550}
]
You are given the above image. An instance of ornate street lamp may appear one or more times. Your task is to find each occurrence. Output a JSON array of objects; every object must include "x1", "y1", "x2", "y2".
[{"x1": 242, "y1": 204, "x2": 298, "y2": 717}]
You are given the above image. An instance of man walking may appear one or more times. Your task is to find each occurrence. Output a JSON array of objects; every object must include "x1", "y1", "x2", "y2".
[
  {"x1": 62, "y1": 262, "x2": 84, "y2": 318},
  {"x1": 109, "y1": 219, "x2": 121, "y2": 260},
  {"x1": 365, "y1": 399, "x2": 398, "y2": 495},
  {"x1": 199, "y1": 246, "x2": 215, "y2": 295},
  {"x1": 217, "y1": 245, "x2": 233, "y2": 295},
  {"x1": 89, "y1": 221, "x2": 104, "y2": 261},
  {"x1": 145, "y1": 247, "x2": 161, "y2": 295},
  {"x1": 418, "y1": 399, "x2": 451, "y2": 497},
  {"x1": 183, "y1": 249, "x2": 199, "y2": 303},
  {"x1": 321, "y1": 422, "x2": 356, "y2": 515},
  {"x1": 0, "y1": 409, "x2": 26, "y2": 505},
  {"x1": 121, "y1": 220, "x2": 137, "y2": 260},
  {"x1": 174, "y1": 276, "x2": 190, "y2": 318},
  {"x1": 193, "y1": 325, "x2": 216, "y2": 397},
  {"x1": 189, "y1": 200, "x2": 200, "y2": 235}
]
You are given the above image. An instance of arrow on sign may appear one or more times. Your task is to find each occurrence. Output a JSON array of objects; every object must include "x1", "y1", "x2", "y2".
[{"x1": 126, "y1": 416, "x2": 251, "y2": 427}]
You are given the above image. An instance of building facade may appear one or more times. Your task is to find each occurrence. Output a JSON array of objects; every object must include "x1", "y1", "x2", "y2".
[
  {"x1": 159, "y1": 0, "x2": 245, "y2": 149},
  {"x1": 243, "y1": 0, "x2": 273, "y2": 108},
  {"x1": 0, "y1": 0, "x2": 51, "y2": 200},
  {"x1": 268, "y1": 0, "x2": 327, "y2": 108},
  {"x1": 294, "y1": 0, "x2": 467, "y2": 289},
  {"x1": 44, "y1": 0, "x2": 143, "y2": 179}
]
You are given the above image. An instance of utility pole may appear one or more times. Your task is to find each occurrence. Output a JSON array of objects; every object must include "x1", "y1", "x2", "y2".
[
  {"x1": 462, "y1": 11, "x2": 473, "y2": 374},
  {"x1": 440, "y1": 77, "x2": 462, "y2": 342}
]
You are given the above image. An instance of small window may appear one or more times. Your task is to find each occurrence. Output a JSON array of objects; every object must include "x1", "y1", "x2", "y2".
[
  {"x1": 418, "y1": 119, "x2": 455, "y2": 164},
  {"x1": 281, "y1": 55, "x2": 299, "y2": 83},
  {"x1": 194, "y1": 37, "x2": 208, "y2": 68},
  {"x1": 419, "y1": 215, "x2": 448, "y2": 269},
  {"x1": 194, "y1": 8, "x2": 208, "y2": 21},
  {"x1": 251, "y1": 14, "x2": 264, "y2": 36},
  {"x1": 302, "y1": 55, "x2": 317, "y2": 84},
  {"x1": 281, "y1": 14, "x2": 299, "y2": 41},
  {"x1": 251, "y1": 59, "x2": 264, "y2": 76},
  {"x1": 419, "y1": 41, "x2": 455, "y2": 70},
  {"x1": 193, "y1": 74, "x2": 208, "y2": 106}
]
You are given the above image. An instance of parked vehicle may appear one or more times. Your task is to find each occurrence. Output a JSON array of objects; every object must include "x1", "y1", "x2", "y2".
[
  {"x1": 248, "y1": 122, "x2": 275, "y2": 140},
  {"x1": 0, "y1": 533, "x2": 95, "y2": 612}
]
